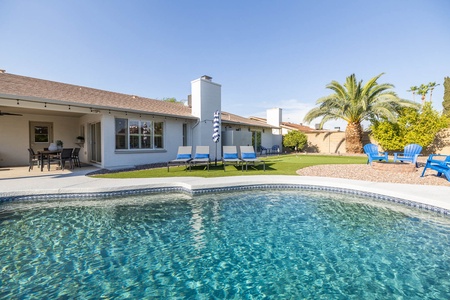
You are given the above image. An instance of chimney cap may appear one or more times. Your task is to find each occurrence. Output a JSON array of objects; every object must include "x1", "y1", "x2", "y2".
[
  {"x1": 201, "y1": 75, "x2": 212, "y2": 81},
  {"x1": 0, "y1": 69, "x2": 5, "y2": 73}
]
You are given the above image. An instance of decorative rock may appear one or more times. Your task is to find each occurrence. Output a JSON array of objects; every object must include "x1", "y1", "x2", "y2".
[{"x1": 372, "y1": 161, "x2": 416, "y2": 173}]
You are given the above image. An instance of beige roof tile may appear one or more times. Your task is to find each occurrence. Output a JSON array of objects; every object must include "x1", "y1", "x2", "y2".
[{"x1": 0, "y1": 72, "x2": 194, "y2": 118}]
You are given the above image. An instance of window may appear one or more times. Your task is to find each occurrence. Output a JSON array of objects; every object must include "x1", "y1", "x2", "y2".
[
  {"x1": 115, "y1": 118, "x2": 164, "y2": 150},
  {"x1": 34, "y1": 126, "x2": 49, "y2": 143}
]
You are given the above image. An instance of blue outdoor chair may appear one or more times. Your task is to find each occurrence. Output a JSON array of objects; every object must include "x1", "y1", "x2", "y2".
[
  {"x1": 363, "y1": 143, "x2": 388, "y2": 165},
  {"x1": 393, "y1": 143, "x2": 422, "y2": 167},
  {"x1": 421, "y1": 154, "x2": 450, "y2": 182}
]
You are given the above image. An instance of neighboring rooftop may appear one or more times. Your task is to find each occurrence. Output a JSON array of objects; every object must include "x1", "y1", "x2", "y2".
[{"x1": 250, "y1": 116, "x2": 313, "y2": 131}]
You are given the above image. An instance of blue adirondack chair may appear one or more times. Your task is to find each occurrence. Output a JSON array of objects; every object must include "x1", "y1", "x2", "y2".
[
  {"x1": 363, "y1": 143, "x2": 388, "y2": 165},
  {"x1": 421, "y1": 154, "x2": 450, "y2": 181},
  {"x1": 393, "y1": 143, "x2": 422, "y2": 167}
]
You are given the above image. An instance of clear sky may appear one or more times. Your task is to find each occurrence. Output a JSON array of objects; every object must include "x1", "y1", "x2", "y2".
[{"x1": 1, "y1": 0, "x2": 449, "y2": 129}]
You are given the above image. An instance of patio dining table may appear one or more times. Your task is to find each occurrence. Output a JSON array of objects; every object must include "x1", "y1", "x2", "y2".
[{"x1": 38, "y1": 150, "x2": 61, "y2": 171}]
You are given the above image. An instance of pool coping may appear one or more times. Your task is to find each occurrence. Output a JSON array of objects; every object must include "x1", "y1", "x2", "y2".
[{"x1": 1, "y1": 174, "x2": 449, "y2": 215}]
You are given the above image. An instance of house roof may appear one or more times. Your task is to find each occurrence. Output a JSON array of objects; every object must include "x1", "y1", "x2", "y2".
[
  {"x1": 250, "y1": 116, "x2": 312, "y2": 132},
  {"x1": 221, "y1": 112, "x2": 274, "y2": 128},
  {"x1": 0, "y1": 72, "x2": 194, "y2": 118},
  {"x1": 0, "y1": 72, "x2": 277, "y2": 128},
  {"x1": 281, "y1": 122, "x2": 314, "y2": 132}
]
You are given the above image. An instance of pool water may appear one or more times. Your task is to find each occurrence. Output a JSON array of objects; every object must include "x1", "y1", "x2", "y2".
[{"x1": 1, "y1": 190, "x2": 450, "y2": 299}]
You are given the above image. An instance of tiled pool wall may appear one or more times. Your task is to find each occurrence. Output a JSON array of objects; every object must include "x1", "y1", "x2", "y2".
[{"x1": 1, "y1": 184, "x2": 449, "y2": 216}]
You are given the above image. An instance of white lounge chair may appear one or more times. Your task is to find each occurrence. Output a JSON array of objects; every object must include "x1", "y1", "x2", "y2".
[
  {"x1": 167, "y1": 146, "x2": 192, "y2": 171},
  {"x1": 190, "y1": 146, "x2": 210, "y2": 171},
  {"x1": 222, "y1": 146, "x2": 242, "y2": 171},
  {"x1": 240, "y1": 146, "x2": 265, "y2": 171}
]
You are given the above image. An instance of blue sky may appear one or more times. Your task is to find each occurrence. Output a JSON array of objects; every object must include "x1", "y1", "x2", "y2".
[{"x1": 1, "y1": 0, "x2": 449, "y2": 129}]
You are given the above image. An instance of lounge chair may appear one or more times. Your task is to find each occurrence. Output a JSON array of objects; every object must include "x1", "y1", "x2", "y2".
[
  {"x1": 421, "y1": 154, "x2": 450, "y2": 181},
  {"x1": 222, "y1": 146, "x2": 242, "y2": 171},
  {"x1": 167, "y1": 146, "x2": 192, "y2": 171},
  {"x1": 240, "y1": 146, "x2": 265, "y2": 171},
  {"x1": 363, "y1": 143, "x2": 388, "y2": 165},
  {"x1": 394, "y1": 143, "x2": 422, "y2": 167},
  {"x1": 190, "y1": 146, "x2": 210, "y2": 171}
]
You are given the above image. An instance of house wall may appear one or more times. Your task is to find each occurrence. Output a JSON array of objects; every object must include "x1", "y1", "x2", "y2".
[{"x1": 96, "y1": 114, "x2": 192, "y2": 169}]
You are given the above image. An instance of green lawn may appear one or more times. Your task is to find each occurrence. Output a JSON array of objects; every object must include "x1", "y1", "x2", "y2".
[{"x1": 93, "y1": 154, "x2": 367, "y2": 178}]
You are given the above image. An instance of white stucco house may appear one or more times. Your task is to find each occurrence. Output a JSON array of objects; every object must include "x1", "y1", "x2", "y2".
[{"x1": 0, "y1": 71, "x2": 283, "y2": 169}]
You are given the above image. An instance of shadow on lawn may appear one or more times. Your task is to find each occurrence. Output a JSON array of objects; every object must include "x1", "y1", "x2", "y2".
[{"x1": 189, "y1": 162, "x2": 275, "y2": 172}]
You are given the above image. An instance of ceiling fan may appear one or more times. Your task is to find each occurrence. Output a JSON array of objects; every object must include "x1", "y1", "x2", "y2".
[{"x1": 0, "y1": 110, "x2": 23, "y2": 116}]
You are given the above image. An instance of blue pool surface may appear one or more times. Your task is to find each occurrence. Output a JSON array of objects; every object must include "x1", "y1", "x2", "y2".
[{"x1": 1, "y1": 190, "x2": 450, "y2": 299}]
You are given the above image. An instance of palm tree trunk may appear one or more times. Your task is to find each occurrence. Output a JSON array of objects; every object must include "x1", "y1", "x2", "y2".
[{"x1": 345, "y1": 122, "x2": 363, "y2": 153}]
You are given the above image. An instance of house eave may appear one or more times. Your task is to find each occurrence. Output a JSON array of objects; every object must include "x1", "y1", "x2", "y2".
[{"x1": 0, "y1": 93, "x2": 198, "y2": 120}]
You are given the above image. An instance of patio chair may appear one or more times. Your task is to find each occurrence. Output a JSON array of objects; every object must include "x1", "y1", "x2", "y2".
[
  {"x1": 57, "y1": 148, "x2": 74, "y2": 170},
  {"x1": 222, "y1": 146, "x2": 242, "y2": 171},
  {"x1": 271, "y1": 145, "x2": 280, "y2": 154},
  {"x1": 421, "y1": 154, "x2": 450, "y2": 181},
  {"x1": 363, "y1": 143, "x2": 388, "y2": 165},
  {"x1": 72, "y1": 147, "x2": 81, "y2": 167},
  {"x1": 394, "y1": 143, "x2": 422, "y2": 167},
  {"x1": 167, "y1": 146, "x2": 192, "y2": 171},
  {"x1": 240, "y1": 146, "x2": 265, "y2": 171},
  {"x1": 27, "y1": 148, "x2": 41, "y2": 171},
  {"x1": 259, "y1": 146, "x2": 268, "y2": 155},
  {"x1": 190, "y1": 146, "x2": 210, "y2": 171}
]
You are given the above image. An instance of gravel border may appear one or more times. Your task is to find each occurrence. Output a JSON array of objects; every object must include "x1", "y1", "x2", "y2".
[{"x1": 296, "y1": 163, "x2": 450, "y2": 186}]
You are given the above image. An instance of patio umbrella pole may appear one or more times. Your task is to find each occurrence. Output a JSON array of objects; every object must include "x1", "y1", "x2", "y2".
[{"x1": 212, "y1": 110, "x2": 221, "y2": 167}]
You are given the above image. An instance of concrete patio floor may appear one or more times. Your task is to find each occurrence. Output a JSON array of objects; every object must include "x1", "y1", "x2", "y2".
[{"x1": 1, "y1": 165, "x2": 450, "y2": 214}]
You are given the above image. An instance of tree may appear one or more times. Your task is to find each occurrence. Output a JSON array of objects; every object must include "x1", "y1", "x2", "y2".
[
  {"x1": 162, "y1": 97, "x2": 184, "y2": 105},
  {"x1": 370, "y1": 102, "x2": 448, "y2": 151},
  {"x1": 409, "y1": 82, "x2": 440, "y2": 103},
  {"x1": 428, "y1": 82, "x2": 440, "y2": 102},
  {"x1": 283, "y1": 130, "x2": 307, "y2": 152},
  {"x1": 407, "y1": 86, "x2": 419, "y2": 102},
  {"x1": 443, "y1": 77, "x2": 450, "y2": 118},
  {"x1": 303, "y1": 73, "x2": 417, "y2": 153}
]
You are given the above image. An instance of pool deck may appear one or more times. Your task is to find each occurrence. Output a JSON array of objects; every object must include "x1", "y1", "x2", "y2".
[{"x1": 1, "y1": 166, "x2": 450, "y2": 213}]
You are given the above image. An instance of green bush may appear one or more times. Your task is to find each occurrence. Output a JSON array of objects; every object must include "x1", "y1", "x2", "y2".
[{"x1": 370, "y1": 102, "x2": 448, "y2": 151}]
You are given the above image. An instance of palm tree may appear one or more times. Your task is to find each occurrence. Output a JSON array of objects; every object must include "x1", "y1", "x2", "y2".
[
  {"x1": 407, "y1": 86, "x2": 419, "y2": 102},
  {"x1": 427, "y1": 82, "x2": 440, "y2": 102},
  {"x1": 303, "y1": 73, "x2": 418, "y2": 153},
  {"x1": 417, "y1": 83, "x2": 430, "y2": 103}
]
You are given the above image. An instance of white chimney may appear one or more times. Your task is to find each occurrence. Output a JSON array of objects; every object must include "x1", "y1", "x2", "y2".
[
  {"x1": 267, "y1": 108, "x2": 282, "y2": 127},
  {"x1": 190, "y1": 75, "x2": 222, "y2": 150}
]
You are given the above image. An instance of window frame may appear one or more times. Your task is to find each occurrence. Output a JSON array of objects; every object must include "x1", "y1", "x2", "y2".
[{"x1": 115, "y1": 118, "x2": 165, "y2": 151}]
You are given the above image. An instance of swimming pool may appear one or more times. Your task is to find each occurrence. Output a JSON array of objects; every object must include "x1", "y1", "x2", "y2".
[{"x1": 1, "y1": 189, "x2": 450, "y2": 299}]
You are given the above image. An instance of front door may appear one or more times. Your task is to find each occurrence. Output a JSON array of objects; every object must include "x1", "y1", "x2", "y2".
[
  {"x1": 89, "y1": 122, "x2": 102, "y2": 163},
  {"x1": 29, "y1": 122, "x2": 53, "y2": 151}
]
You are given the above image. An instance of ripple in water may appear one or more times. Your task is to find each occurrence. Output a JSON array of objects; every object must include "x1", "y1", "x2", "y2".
[{"x1": 1, "y1": 190, "x2": 450, "y2": 299}]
